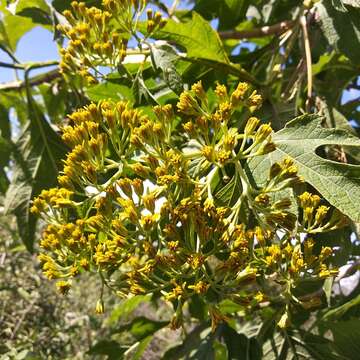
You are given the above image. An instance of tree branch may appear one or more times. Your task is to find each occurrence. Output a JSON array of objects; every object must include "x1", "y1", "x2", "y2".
[
  {"x1": 0, "y1": 61, "x2": 24, "y2": 70},
  {"x1": 219, "y1": 20, "x2": 295, "y2": 40},
  {"x1": 0, "y1": 69, "x2": 61, "y2": 91},
  {"x1": 300, "y1": 15, "x2": 313, "y2": 112},
  {"x1": 0, "y1": 44, "x2": 20, "y2": 64}
]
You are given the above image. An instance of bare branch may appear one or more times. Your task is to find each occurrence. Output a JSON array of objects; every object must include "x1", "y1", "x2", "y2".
[
  {"x1": 0, "y1": 61, "x2": 24, "y2": 70},
  {"x1": 0, "y1": 69, "x2": 61, "y2": 91},
  {"x1": 219, "y1": 20, "x2": 295, "y2": 40},
  {"x1": 300, "y1": 15, "x2": 313, "y2": 112}
]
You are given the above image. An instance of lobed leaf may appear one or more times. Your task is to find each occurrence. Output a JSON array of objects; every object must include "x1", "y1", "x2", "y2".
[
  {"x1": 249, "y1": 114, "x2": 360, "y2": 222},
  {"x1": 3, "y1": 101, "x2": 67, "y2": 251},
  {"x1": 152, "y1": 12, "x2": 229, "y2": 65}
]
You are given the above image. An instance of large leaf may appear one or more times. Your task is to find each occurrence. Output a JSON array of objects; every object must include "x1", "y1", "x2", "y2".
[
  {"x1": 0, "y1": 0, "x2": 51, "y2": 51},
  {"x1": 0, "y1": 13, "x2": 35, "y2": 51},
  {"x1": 342, "y1": 0, "x2": 360, "y2": 6},
  {"x1": 150, "y1": 42, "x2": 183, "y2": 94},
  {"x1": 88, "y1": 340, "x2": 126, "y2": 360},
  {"x1": 194, "y1": 0, "x2": 249, "y2": 30},
  {"x1": 152, "y1": 12, "x2": 229, "y2": 64},
  {"x1": 106, "y1": 295, "x2": 151, "y2": 325},
  {"x1": 51, "y1": 0, "x2": 102, "y2": 12},
  {"x1": 327, "y1": 319, "x2": 360, "y2": 359},
  {"x1": 15, "y1": 0, "x2": 52, "y2": 25},
  {"x1": 222, "y1": 324, "x2": 262, "y2": 360},
  {"x1": 162, "y1": 323, "x2": 210, "y2": 360},
  {"x1": 4, "y1": 100, "x2": 67, "y2": 251},
  {"x1": 0, "y1": 137, "x2": 11, "y2": 194},
  {"x1": 322, "y1": 293, "x2": 360, "y2": 321},
  {"x1": 263, "y1": 331, "x2": 343, "y2": 360},
  {"x1": 114, "y1": 317, "x2": 168, "y2": 341},
  {"x1": 316, "y1": 1, "x2": 360, "y2": 63},
  {"x1": 131, "y1": 336, "x2": 153, "y2": 360},
  {"x1": 86, "y1": 81, "x2": 135, "y2": 102},
  {"x1": 249, "y1": 114, "x2": 360, "y2": 222}
]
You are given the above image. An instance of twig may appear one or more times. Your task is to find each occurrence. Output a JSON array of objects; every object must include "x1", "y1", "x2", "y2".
[
  {"x1": 0, "y1": 44, "x2": 20, "y2": 64},
  {"x1": 282, "y1": 58, "x2": 305, "y2": 100},
  {"x1": 169, "y1": 0, "x2": 180, "y2": 16},
  {"x1": 300, "y1": 15, "x2": 313, "y2": 112},
  {"x1": 219, "y1": 20, "x2": 295, "y2": 40}
]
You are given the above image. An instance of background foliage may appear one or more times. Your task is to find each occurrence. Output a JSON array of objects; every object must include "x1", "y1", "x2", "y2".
[{"x1": 1, "y1": 0, "x2": 360, "y2": 358}]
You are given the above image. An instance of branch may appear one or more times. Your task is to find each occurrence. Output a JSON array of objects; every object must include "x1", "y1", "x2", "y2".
[
  {"x1": 0, "y1": 61, "x2": 24, "y2": 70},
  {"x1": 0, "y1": 44, "x2": 20, "y2": 64},
  {"x1": 0, "y1": 69, "x2": 61, "y2": 91},
  {"x1": 300, "y1": 15, "x2": 313, "y2": 112},
  {"x1": 219, "y1": 20, "x2": 295, "y2": 40}
]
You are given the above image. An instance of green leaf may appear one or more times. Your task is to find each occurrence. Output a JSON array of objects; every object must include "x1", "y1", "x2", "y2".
[
  {"x1": 213, "y1": 340, "x2": 228, "y2": 360},
  {"x1": 88, "y1": 340, "x2": 126, "y2": 360},
  {"x1": 328, "y1": 319, "x2": 360, "y2": 359},
  {"x1": 0, "y1": 103, "x2": 11, "y2": 140},
  {"x1": 332, "y1": 0, "x2": 348, "y2": 12},
  {"x1": 152, "y1": 12, "x2": 229, "y2": 64},
  {"x1": 131, "y1": 336, "x2": 153, "y2": 360},
  {"x1": 342, "y1": 0, "x2": 360, "y2": 7},
  {"x1": 323, "y1": 277, "x2": 334, "y2": 307},
  {"x1": 132, "y1": 74, "x2": 158, "y2": 106},
  {"x1": 249, "y1": 114, "x2": 360, "y2": 222},
  {"x1": 51, "y1": 0, "x2": 102, "y2": 12},
  {"x1": 150, "y1": 43, "x2": 183, "y2": 94},
  {"x1": 86, "y1": 81, "x2": 134, "y2": 102},
  {"x1": 298, "y1": 331, "x2": 346, "y2": 360},
  {"x1": 0, "y1": 137, "x2": 11, "y2": 194},
  {"x1": 4, "y1": 101, "x2": 67, "y2": 251},
  {"x1": 222, "y1": 324, "x2": 262, "y2": 360},
  {"x1": 162, "y1": 323, "x2": 210, "y2": 360},
  {"x1": 189, "y1": 294, "x2": 208, "y2": 321},
  {"x1": 316, "y1": 1, "x2": 360, "y2": 63},
  {"x1": 218, "y1": 299, "x2": 245, "y2": 315},
  {"x1": 15, "y1": 0, "x2": 52, "y2": 25},
  {"x1": 0, "y1": 13, "x2": 35, "y2": 51},
  {"x1": 320, "y1": 99, "x2": 360, "y2": 163},
  {"x1": 189, "y1": 331, "x2": 216, "y2": 360},
  {"x1": 215, "y1": 175, "x2": 242, "y2": 207},
  {"x1": 263, "y1": 331, "x2": 343, "y2": 360},
  {"x1": 0, "y1": 100, "x2": 15, "y2": 194},
  {"x1": 322, "y1": 293, "x2": 360, "y2": 321},
  {"x1": 114, "y1": 317, "x2": 168, "y2": 341},
  {"x1": 0, "y1": 92, "x2": 29, "y2": 125},
  {"x1": 106, "y1": 295, "x2": 151, "y2": 325},
  {"x1": 194, "y1": 0, "x2": 249, "y2": 30}
]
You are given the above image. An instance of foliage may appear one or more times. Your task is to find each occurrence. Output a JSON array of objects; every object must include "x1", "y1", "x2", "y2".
[{"x1": 1, "y1": 0, "x2": 360, "y2": 358}]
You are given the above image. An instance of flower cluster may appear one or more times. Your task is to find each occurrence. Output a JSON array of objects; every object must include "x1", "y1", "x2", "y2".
[
  {"x1": 32, "y1": 82, "x2": 346, "y2": 330},
  {"x1": 57, "y1": 0, "x2": 167, "y2": 82}
]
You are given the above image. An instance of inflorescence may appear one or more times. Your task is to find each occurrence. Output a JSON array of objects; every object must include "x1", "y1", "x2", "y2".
[
  {"x1": 57, "y1": 0, "x2": 167, "y2": 84},
  {"x1": 31, "y1": 79, "x2": 347, "y2": 330}
]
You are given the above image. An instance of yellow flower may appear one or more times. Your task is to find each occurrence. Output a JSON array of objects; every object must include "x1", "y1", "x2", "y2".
[
  {"x1": 56, "y1": 281, "x2": 71, "y2": 295},
  {"x1": 95, "y1": 299, "x2": 105, "y2": 314},
  {"x1": 188, "y1": 281, "x2": 210, "y2": 294}
]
